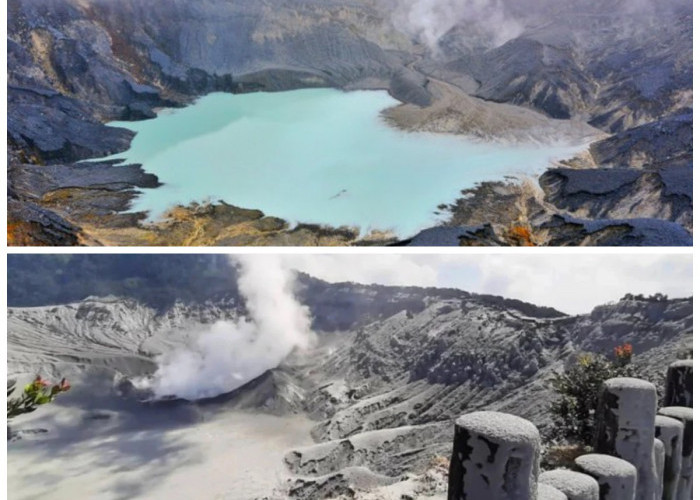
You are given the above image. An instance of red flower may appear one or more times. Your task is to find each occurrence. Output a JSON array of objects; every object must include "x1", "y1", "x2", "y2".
[
  {"x1": 34, "y1": 375, "x2": 50, "y2": 387},
  {"x1": 58, "y1": 378, "x2": 71, "y2": 392},
  {"x1": 614, "y1": 343, "x2": 633, "y2": 358}
]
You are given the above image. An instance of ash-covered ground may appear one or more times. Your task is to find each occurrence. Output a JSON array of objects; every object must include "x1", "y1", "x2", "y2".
[
  {"x1": 7, "y1": 271, "x2": 692, "y2": 499},
  {"x1": 7, "y1": 0, "x2": 692, "y2": 246}
]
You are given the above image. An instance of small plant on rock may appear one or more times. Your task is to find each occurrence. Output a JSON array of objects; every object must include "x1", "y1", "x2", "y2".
[
  {"x1": 505, "y1": 224, "x2": 536, "y2": 246},
  {"x1": 7, "y1": 375, "x2": 71, "y2": 420}
]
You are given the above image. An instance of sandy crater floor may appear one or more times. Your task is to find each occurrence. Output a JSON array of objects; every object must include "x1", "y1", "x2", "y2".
[{"x1": 8, "y1": 403, "x2": 314, "y2": 500}]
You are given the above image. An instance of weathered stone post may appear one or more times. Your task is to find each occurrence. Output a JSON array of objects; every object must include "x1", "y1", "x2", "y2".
[
  {"x1": 594, "y1": 377, "x2": 657, "y2": 500},
  {"x1": 654, "y1": 438, "x2": 666, "y2": 500},
  {"x1": 448, "y1": 411, "x2": 540, "y2": 500},
  {"x1": 655, "y1": 415, "x2": 684, "y2": 500},
  {"x1": 540, "y1": 469, "x2": 600, "y2": 500},
  {"x1": 537, "y1": 483, "x2": 567, "y2": 500},
  {"x1": 658, "y1": 407, "x2": 693, "y2": 500},
  {"x1": 575, "y1": 454, "x2": 637, "y2": 500},
  {"x1": 664, "y1": 360, "x2": 692, "y2": 408}
]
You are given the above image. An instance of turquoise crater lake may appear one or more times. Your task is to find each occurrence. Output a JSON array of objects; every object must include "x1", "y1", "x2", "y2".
[{"x1": 101, "y1": 89, "x2": 585, "y2": 238}]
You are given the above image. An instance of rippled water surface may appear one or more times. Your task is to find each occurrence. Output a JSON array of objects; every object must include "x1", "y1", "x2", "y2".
[{"x1": 102, "y1": 89, "x2": 584, "y2": 237}]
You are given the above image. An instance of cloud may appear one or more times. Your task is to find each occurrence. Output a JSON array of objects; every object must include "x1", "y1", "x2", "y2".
[{"x1": 466, "y1": 254, "x2": 692, "y2": 314}]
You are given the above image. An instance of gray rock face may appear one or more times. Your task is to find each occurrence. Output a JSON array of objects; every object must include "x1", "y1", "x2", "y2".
[
  {"x1": 448, "y1": 411, "x2": 540, "y2": 500},
  {"x1": 7, "y1": 90, "x2": 136, "y2": 163},
  {"x1": 286, "y1": 422, "x2": 449, "y2": 478},
  {"x1": 389, "y1": 68, "x2": 432, "y2": 107},
  {"x1": 540, "y1": 164, "x2": 692, "y2": 234},
  {"x1": 401, "y1": 226, "x2": 497, "y2": 247},
  {"x1": 10, "y1": 161, "x2": 159, "y2": 196},
  {"x1": 437, "y1": 1, "x2": 691, "y2": 129},
  {"x1": 594, "y1": 378, "x2": 658, "y2": 500},
  {"x1": 539, "y1": 469, "x2": 600, "y2": 500},
  {"x1": 575, "y1": 454, "x2": 637, "y2": 500},
  {"x1": 288, "y1": 466, "x2": 396, "y2": 499},
  {"x1": 6, "y1": 197, "x2": 82, "y2": 246},
  {"x1": 589, "y1": 114, "x2": 692, "y2": 169},
  {"x1": 539, "y1": 215, "x2": 692, "y2": 247}
]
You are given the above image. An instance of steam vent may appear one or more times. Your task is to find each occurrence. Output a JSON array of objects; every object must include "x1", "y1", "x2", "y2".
[{"x1": 447, "y1": 360, "x2": 693, "y2": 500}]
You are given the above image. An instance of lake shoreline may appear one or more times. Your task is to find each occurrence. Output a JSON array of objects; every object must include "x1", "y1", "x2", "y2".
[
  {"x1": 78, "y1": 88, "x2": 593, "y2": 244},
  {"x1": 9, "y1": 85, "x2": 689, "y2": 247}
]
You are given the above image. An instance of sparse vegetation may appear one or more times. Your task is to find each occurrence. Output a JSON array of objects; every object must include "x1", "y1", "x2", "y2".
[
  {"x1": 548, "y1": 343, "x2": 638, "y2": 447},
  {"x1": 504, "y1": 224, "x2": 536, "y2": 246},
  {"x1": 621, "y1": 292, "x2": 669, "y2": 302},
  {"x1": 428, "y1": 454, "x2": 450, "y2": 474},
  {"x1": 541, "y1": 442, "x2": 590, "y2": 471}
]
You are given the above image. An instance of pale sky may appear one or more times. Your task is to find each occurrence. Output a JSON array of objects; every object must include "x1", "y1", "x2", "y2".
[{"x1": 270, "y1": 253, "x2": 692, "y2": 315}]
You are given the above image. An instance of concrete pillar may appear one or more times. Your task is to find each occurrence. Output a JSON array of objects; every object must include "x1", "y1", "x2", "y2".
[
  {"x1": 448, "y1": 411, "x2": 540, "y2": 500},
  {"x1": 538, "y1": 483, "x2": 567, "y2": 500},
  {"x1": 594, "y1": 377, "x2": 657, "y2": 500},
  {"x1": 655, "y1": 415, "x2": 684, "y2": 500},
  {"x1": 664, "y1": 360, "x2": 692, "y2": 408},
  {"x1": 575, "y1": 453, "x2": 637, "y2": 500},
  {"x1": 540, "y1": 469, "x2": 599, "y2": 500},
  {"x1": 658, "y1": 407, "x2": 693, "y2": 500},
  {"x1": 654, "y1": 438, "x2": 666, "y2": 500}
]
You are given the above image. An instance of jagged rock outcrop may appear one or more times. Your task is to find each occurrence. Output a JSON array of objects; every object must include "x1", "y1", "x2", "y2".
[{"x1": 540, "y1": 163, "x2": 692, "y2": 234}]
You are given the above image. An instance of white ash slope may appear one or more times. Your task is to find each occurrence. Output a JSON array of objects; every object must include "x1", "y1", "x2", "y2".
[{"x1": 7, "y1": 297, "x2": 242, "y2": 381}]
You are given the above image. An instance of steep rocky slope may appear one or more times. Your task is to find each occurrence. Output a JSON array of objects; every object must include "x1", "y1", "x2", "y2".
[
  {"x1": 7, "y1": 278, "x2": 692, "y2": 498},
  {"x1": 276, "y1": 293, "x2": 690, "y2": 495},
  {"x1": 7, "y1": 0, "x2": 692, "y2": 246}
]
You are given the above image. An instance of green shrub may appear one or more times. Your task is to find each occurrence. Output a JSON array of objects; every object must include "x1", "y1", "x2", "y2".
[{"x1": 549, "y1": 343, "x2": 636, "y2": 447}]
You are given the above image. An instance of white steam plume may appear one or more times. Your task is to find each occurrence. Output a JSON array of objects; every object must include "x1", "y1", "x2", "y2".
[
  {"x1": 145, "y1": 255, "x2": 314, "y2": 401},
  {"x1": 389, "y1": 0, "x2": 523, "y2": 52},
  {"x1": 387, "y1": 0, "x2": 686, "y2": 53}
]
